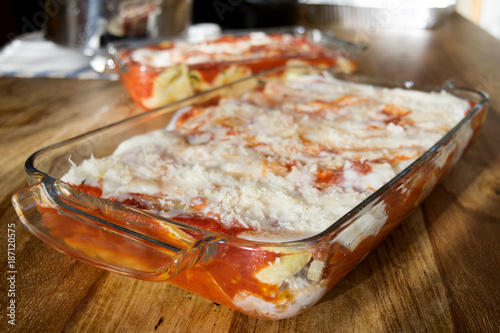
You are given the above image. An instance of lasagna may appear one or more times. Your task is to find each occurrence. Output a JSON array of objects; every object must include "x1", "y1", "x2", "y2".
[
  {"x1": 60, "y1": 73, "x2": 471, "y2": 318},
  {"x1": 117, "y1": 32, "x2": 357, "y2": 109}
]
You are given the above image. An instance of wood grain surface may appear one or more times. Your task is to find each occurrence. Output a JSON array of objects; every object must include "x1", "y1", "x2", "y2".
[{"x1": 1, "y1": 13, "x2": 499, "y2": 332}]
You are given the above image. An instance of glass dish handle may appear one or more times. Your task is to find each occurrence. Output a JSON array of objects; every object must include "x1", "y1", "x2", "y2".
[{"x1": 12, "y1": 181, "x2": 221, "y2": 281}]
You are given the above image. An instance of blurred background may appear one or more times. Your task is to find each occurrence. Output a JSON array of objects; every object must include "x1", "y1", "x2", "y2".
[
  {"x1": 456, "y1": 0, "x2": 500, "y2": 38},
  {"x1": 0, "y1": 0, "x2": 499, "y2": 49}
]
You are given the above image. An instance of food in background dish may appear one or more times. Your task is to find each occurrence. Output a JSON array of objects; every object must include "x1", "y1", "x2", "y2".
[
  {"x1": 117, "y1": 32, "x2": 358, "y2": 109},
  {"x1": 55, "y1": 73, "x2": 473, "y2": 318}
]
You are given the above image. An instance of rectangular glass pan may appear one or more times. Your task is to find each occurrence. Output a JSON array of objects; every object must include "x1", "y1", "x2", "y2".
[
  {"x1": 99, "y1": 26, "x2": 364, "y2": 109},
  {"x1": 12, "y1": 67, "x2": 488, "y2": 319}
]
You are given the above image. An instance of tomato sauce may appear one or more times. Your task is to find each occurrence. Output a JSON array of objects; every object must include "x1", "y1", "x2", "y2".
[
  {"x1": 120, "y1": 64, "x2": 159, "y2": 108},
  {"x1": 175, "y1": 106, "x2": 205, "y2": 128},
  {"x1": 351, "y1": 161, "x2": 372, "y2": 174},
  {"x1": 315, "y1": 168, "x2": 344, "y2": 188}
]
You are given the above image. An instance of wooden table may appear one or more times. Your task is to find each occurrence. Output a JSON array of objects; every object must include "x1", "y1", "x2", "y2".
[{"x1": 1, "y1": 13, "x2": 499, "y2": 332}]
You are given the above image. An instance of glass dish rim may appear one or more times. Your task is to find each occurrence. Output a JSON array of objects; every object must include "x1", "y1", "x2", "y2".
[{"x1": 99, "y1": 25, "x2": 366, "y2": 74}]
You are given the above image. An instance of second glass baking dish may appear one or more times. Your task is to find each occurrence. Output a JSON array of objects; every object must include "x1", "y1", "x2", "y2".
[{"x1": 99, "y1": 26, "x2": 364, "y2": 109}]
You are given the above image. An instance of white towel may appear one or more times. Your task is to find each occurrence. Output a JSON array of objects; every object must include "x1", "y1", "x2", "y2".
[{"x1": 0, "y1": 32, "x2": 117, "y2": 80}]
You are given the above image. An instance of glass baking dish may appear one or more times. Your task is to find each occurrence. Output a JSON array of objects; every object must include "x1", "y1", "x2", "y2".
[
  {"x1": 99, "y1": 26, "x2": 364, "y2": 109},
  {"x1": 12, "y1": 67, "x2": 488, "y2": 319}
]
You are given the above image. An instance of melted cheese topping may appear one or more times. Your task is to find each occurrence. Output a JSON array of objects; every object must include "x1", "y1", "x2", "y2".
[
  {"x1": 130, "y1": 33, "x2": 337, "y2": 68},
  {"x1": 62, "y1": 74, "x2": 469, "y2": 242}
]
